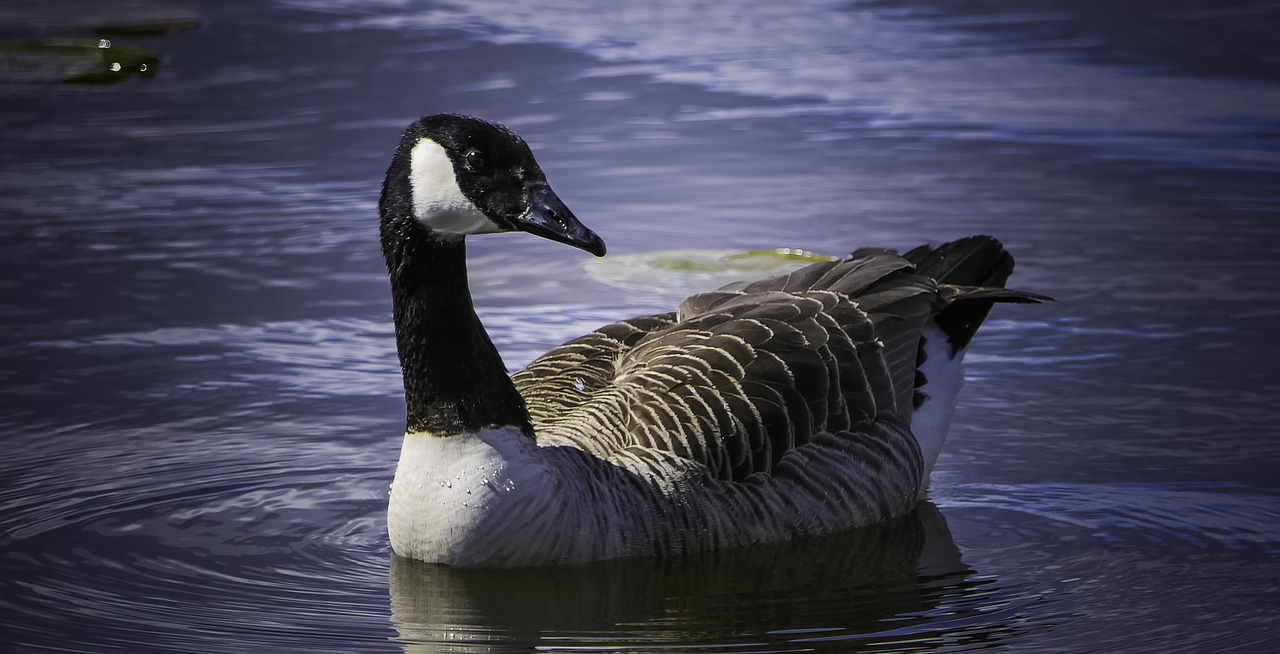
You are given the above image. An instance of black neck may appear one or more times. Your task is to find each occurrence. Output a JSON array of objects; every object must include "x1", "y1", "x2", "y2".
[{"x1": 380, "y1": 217, "x2": 533, "y2": 436}]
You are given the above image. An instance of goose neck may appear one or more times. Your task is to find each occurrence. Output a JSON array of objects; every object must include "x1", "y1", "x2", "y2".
[{"x1": 384, "y1": 227, "x2": 531, "y2": 436}]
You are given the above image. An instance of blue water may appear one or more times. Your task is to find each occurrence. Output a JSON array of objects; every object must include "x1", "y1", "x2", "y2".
[{"x1": 2, "y1": 1, "x2": 1278, "y2": 651}]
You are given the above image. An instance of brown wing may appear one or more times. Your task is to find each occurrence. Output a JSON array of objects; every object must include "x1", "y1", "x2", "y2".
[{"x1": 513, "y1": 248, "x2": 939, "y2": 483}]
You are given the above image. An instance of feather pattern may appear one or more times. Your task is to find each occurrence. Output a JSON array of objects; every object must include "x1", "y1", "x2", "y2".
[
  {"x1": 498, "y1": 238, "x2": 1047, "y2": 560},
  {"x1": 517, "y1": 244, "x2": 974, "y2": 490}
]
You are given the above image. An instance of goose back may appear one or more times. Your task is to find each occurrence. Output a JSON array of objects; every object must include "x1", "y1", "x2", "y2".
[{"x1": 514, "y1": 247, "x2": 947, "y2": 486}]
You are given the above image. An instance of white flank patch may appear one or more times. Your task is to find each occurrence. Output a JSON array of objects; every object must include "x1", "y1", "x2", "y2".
[
  {"x1": 912, "y1": 324, "x2": 967, "y2": 500},
  {"x1": 409, "y1": 138, "x2": 501, "y2": 235}
]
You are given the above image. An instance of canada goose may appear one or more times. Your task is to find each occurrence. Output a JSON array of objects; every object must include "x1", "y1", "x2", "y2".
[{"x1": 381, "y1": 114, "x2": 1047, "y2": 566}]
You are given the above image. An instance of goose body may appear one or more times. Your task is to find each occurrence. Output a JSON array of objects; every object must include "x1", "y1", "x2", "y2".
[{"x1": 380, "y1": 114, "x2": 1046, "y2": 566}]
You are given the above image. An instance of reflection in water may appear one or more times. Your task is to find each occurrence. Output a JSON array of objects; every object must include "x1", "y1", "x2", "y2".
[{"x1": 390, "y1": 504, "x2": 1015, "y2": 653}]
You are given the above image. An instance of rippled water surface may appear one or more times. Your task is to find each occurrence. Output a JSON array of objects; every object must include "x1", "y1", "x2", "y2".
[{"x1": 2, "y1": 1, "x2": 1278, "y2": 651}]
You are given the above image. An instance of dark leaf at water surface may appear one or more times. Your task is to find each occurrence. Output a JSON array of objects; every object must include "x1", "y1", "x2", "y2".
[
  {"x1": 0, "y1": 0, "x2": 201, "y2": 84},
  {"x1": 0, "y1": 40, "x2": 159, "y2": 85},
  {"x1": 0, "y1": 0, "x2": 201, "y2": 37}
]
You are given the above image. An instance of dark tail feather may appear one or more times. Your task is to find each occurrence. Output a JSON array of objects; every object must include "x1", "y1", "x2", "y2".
[
  {"x1": 905, "y1": 236, "x2": 1051, "y2": 354},
  {"x1": 904, "y1": 235, "x2": 1014, "y2": 287}
]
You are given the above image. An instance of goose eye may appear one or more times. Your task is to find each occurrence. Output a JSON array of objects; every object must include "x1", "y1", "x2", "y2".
[{"x1": 464, "y1": 149, "x2": 485, "y2": 171}]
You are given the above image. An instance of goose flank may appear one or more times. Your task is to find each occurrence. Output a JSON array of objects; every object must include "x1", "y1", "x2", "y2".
[{"x1": 380, "y1": 114, "x2": 1048, "y2": 566}]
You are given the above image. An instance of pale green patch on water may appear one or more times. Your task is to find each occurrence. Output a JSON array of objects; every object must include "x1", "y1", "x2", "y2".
[{"x1": 587, "y1": 248, "x2": 836, "y2": 297}]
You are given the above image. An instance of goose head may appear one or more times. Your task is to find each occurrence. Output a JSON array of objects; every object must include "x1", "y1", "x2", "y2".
[{"x1": 380, "y1": 113, "x2": 606, "y2": 257}]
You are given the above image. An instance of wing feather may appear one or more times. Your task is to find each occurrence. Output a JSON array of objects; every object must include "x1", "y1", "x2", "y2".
[{"x1": 513, "y1": 242, "x2": 1041, "y2": 489}]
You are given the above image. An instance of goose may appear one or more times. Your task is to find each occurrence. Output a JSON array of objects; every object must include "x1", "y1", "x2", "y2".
[{"x1": 381, "y1": 114, "x2": 1047, "y2": 566}]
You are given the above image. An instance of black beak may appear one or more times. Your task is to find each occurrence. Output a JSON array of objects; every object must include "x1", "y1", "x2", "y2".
[{"x1": 511, "y1": 183, "x2": 606, "y2": 257}]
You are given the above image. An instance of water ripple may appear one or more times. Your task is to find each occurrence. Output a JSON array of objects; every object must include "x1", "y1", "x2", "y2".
[
  {"x1": 1, "y1": 416, "x2": 396, "y2": 652},
  {"x1": 941, "y1": 481, "x2": 1280, "y2": 553},
  {"x1": 289, "y1": 0, "x2": 1280, "y2": 172}
]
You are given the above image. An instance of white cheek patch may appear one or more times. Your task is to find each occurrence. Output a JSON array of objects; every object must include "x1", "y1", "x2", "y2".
[{"x1": 409, "y1": 138, "x2": 503, "y2": 235}]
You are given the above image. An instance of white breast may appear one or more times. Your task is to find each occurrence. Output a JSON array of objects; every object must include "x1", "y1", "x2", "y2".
[{"x1": 388, "y1": 427, "x2": 553, "y2": 564}]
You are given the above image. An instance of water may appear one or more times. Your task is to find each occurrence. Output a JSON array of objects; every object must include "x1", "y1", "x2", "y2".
[{"x1": 2, "y1": 0, "x2": 1278, "y2": 651}]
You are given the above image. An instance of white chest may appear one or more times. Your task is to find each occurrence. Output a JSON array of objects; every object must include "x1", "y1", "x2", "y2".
[{"x1": 387, "y1": 428, "x2": 555, "y2": 564}]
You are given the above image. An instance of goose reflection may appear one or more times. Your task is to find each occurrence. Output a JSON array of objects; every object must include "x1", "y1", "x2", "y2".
[{"x1": 389, "y1": 503, "x2": 1010, "y2": 653}]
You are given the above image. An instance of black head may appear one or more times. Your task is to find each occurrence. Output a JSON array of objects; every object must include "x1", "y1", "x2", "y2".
[{"x1": 382, "y1": 114, "x2": 605, "y2": 257}]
